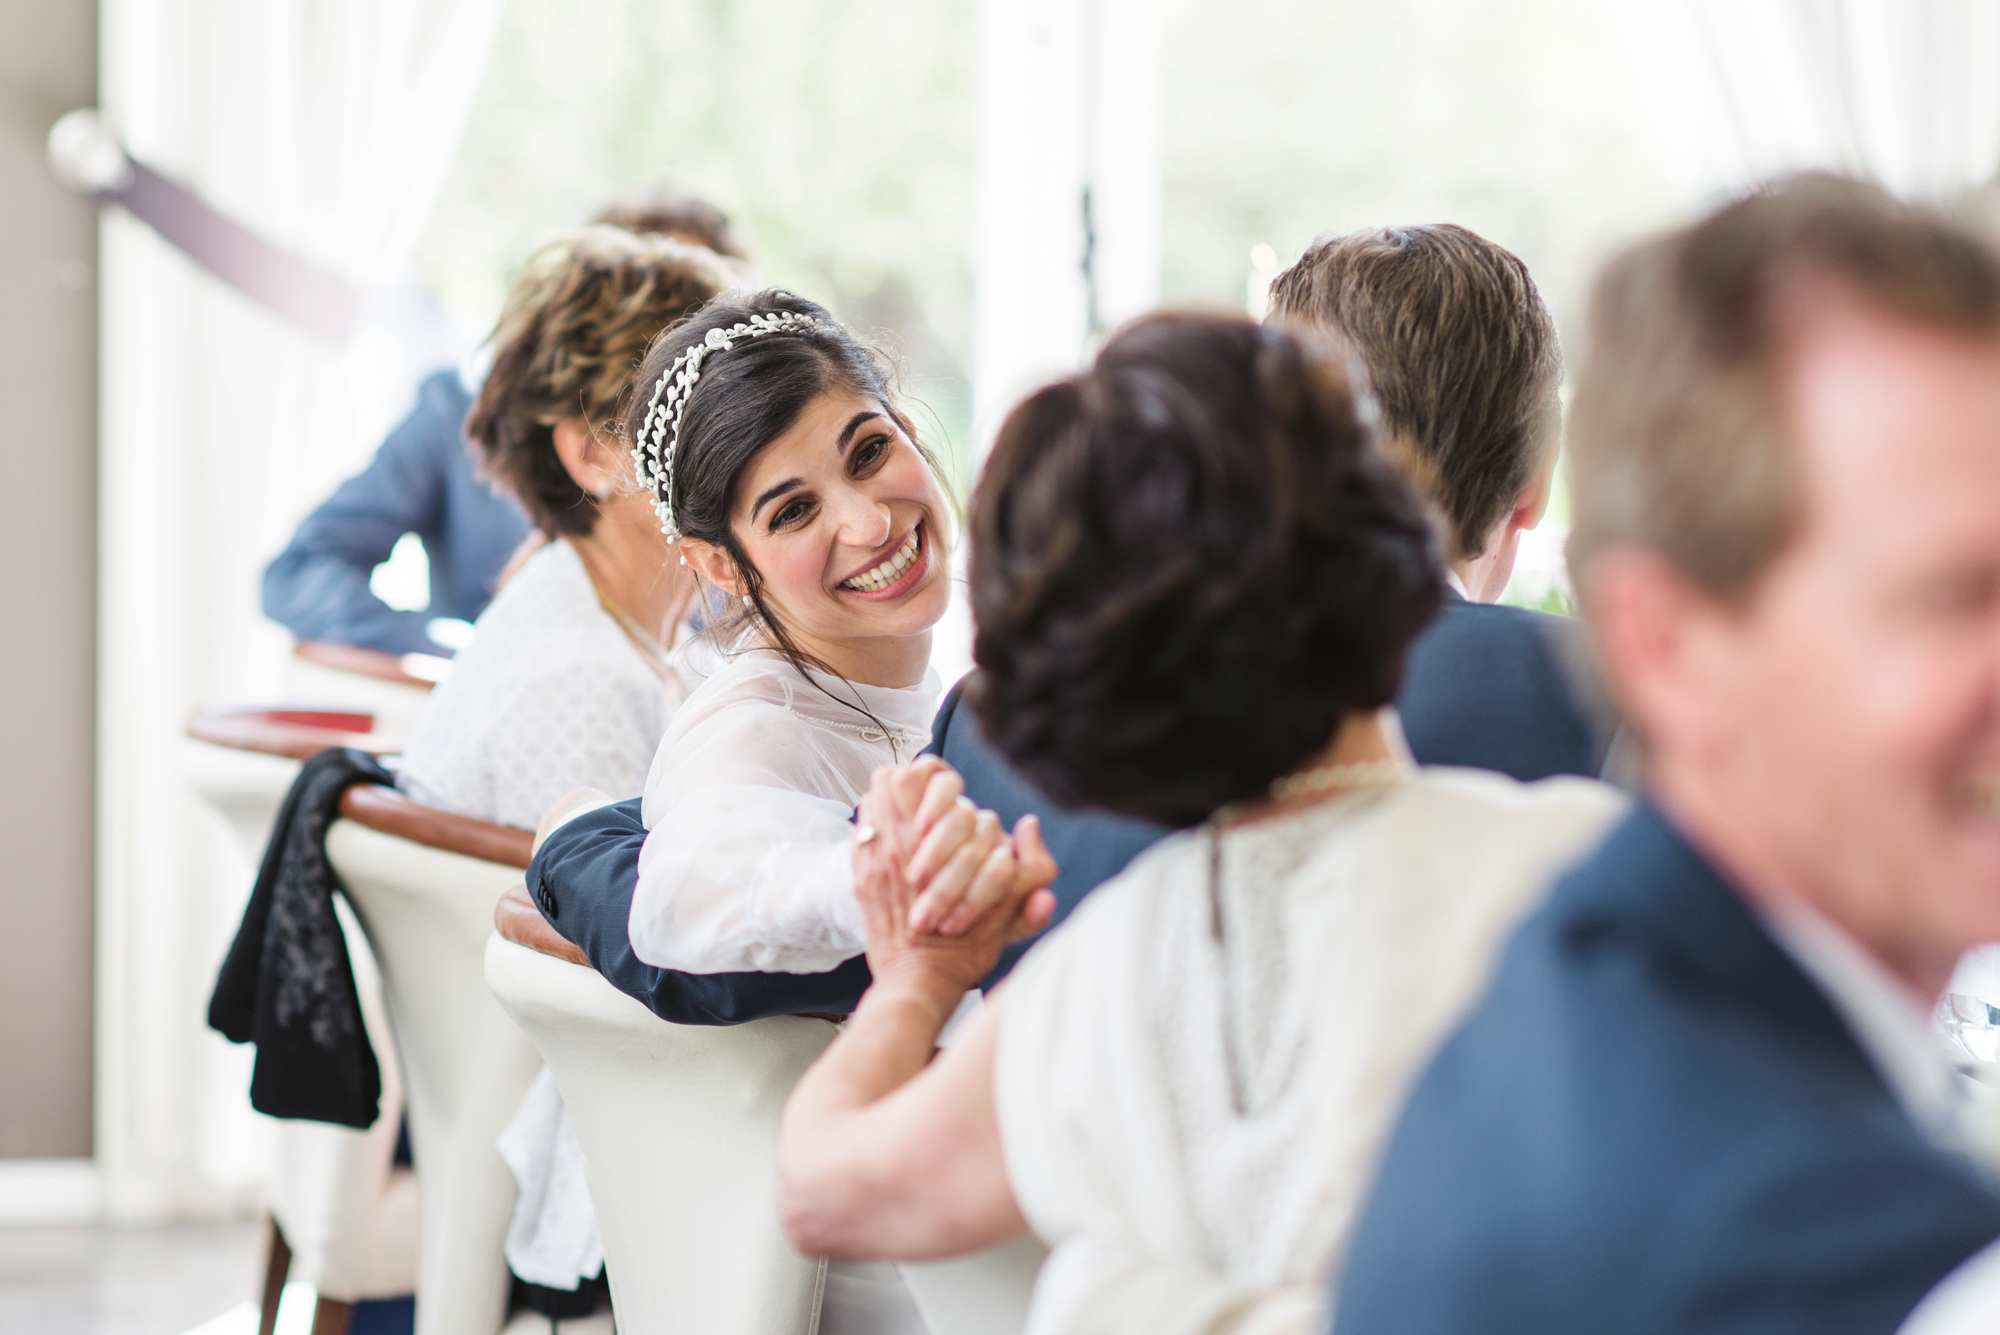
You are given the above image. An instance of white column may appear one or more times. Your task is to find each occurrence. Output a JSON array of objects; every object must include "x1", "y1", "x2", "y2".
[
  {"x1": 1082, "y1": 0, "x2": 1161, "y2": 337},
  {"x1": 970, "y1": 0, "x2": 1093, "y2": 453},
  {"x1": 969, "y1": 0, "x2": 1161, "y2": 450}
]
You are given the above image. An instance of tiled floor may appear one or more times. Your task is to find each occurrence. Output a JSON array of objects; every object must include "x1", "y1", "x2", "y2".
[
  {"x1": 0, "y1": 1224, "x2": 612, "y2": 1334},
  {"x1": 0, "y1": 1220, "x2": 263, "y2": 1335}
]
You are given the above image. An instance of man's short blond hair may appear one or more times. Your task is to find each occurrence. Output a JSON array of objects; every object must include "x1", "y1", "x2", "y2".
[{"x1": 1566, "y1": 174, "x2": 2000, "y2": 598}]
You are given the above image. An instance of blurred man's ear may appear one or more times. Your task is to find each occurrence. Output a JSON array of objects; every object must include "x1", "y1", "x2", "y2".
[
  {"x1": 1580, "y1": 549, "x2": 1736, "y2": 763},
  {"x1": 1510, "y1": 454, "x2": 1556, "y2": 535}
]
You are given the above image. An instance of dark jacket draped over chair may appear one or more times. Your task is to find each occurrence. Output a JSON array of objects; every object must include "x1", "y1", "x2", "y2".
[{"x1": 208, "y1": 747, "x2": 396, "y2": 1129}]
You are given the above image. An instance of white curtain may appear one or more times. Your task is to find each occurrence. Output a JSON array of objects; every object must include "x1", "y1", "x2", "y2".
[
  {"x1": 96, "y1": 0, "x2": 497, "y2": 1221},
  {"x1": 1624, "y1": 0, "x2": 2000, "y2": 200}
]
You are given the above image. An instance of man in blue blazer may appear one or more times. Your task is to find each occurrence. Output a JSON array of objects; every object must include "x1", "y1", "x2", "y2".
[
  {"x1": 1268, "y1": 224, "x2": 1615, "y2": 782},
  {"x1": 1330, "y1": 176, "x2": 2000, "y2": 1332}
]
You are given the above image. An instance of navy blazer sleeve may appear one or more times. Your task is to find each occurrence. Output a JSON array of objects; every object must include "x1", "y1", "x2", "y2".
[
  {"x1": 527, "y1": 797, "x2": 873, "y2": 1024},
  {"x1": 261, "y1": 369, "x2": 475, "y2": 657},
  {"x1": 524, "y1": 683, "x2": 973, "y2": 1021},
  {"x1": 524, "y1": 676, "x2": 1125, "y2": 1017}
]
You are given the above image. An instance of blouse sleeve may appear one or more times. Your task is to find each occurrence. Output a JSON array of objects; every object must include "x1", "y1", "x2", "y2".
[{"x1": 628, "y1": 699, "x2": 865, "y2": 975}]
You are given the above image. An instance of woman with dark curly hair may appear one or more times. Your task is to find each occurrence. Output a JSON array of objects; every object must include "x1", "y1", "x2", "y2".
[{"x1": 774, "y1": 312, "x2": 1625, "y2": 1332}]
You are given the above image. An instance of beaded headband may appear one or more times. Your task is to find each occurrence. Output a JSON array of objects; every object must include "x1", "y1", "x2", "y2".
[{"x1": 631, "y1": 310, "x2": 822, "y2": 541}]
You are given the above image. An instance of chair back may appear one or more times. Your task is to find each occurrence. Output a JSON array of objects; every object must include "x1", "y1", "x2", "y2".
[
  {"x1": 291, "y1": 640, "x2": 445, "y2": 735},
  {"x1": 484, "y1": 935, "x2": 835, "y2": 1334},
  {"x1": 327, "y1": 787, "x2": 539, "y2": 1335},
  {"x1": 187, "y1": 705, "x2": 416, "y2": 1302},
  {"x1": 899, "y1": 1236, "x2": 1050, "y2": 1335},
  {"x1": 183, "y1": 704, "x2": 387, "y2": 862}
]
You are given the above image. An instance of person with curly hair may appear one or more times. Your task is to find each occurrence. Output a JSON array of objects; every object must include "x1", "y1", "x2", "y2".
[
  {"x1": 392, "y1": 226, "x2": 736, "y2": 1309},
  {"x1": 397, "y1": 227, "x2": 734, "y2": 831},
  {"x1": 259, "y1": 188, "x2": 746, "y2": 656},
  {"x1": 772, "y1": 312, "x2": 1624, "y2": 1333}
]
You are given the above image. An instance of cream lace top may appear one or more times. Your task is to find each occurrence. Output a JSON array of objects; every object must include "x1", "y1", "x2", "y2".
[{"x1": 994, "y1": 769, "x2": 1625, "y2": 1334}]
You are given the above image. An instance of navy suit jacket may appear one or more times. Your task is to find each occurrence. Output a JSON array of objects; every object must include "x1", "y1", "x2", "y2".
[
  {"x1": 261, "y1": 368, "x2": 530, "y2": 657},
  {"x1": 1330, "y1": 801, "x2": 2000, "y2": 1334},
  {"x1": 1396, "y1": 592, "x2": 1614, "y2": 783},
  {"x1": 526, "y1": 675, "x2": 1165, "y2": 1023}
]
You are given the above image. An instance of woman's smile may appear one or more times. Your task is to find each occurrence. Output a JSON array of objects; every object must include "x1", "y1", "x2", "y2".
[{"x1": 835, "y1": 520, "x2": 931, "y2": 600}]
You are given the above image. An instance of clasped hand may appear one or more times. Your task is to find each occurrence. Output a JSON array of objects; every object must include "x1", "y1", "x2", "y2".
[{"x1": 853, "y1": 757, "x2": 1058, "y2": 993}]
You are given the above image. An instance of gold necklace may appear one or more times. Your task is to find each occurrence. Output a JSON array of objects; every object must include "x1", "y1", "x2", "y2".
[
  {"x1": 590, "y1": 579, "x2": 680, "y2": 684},
  {"x1": 1268, "y1": 759, "x2": 1411, "y2": 803},
  {"x1": 1215, "y1": 757, "x2": 1410, "y2": 831}
]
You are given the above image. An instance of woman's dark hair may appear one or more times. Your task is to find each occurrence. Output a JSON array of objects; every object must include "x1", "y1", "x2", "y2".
[
  {"x1": 622, "y1": 288, "x2": 940, "y2": 719},
  {"x1": 967, "y1": 311, "x2": 1447, "y2": 829},
  {"x1": 468, "y1": 227, "x2": 732, "y2": 537}
]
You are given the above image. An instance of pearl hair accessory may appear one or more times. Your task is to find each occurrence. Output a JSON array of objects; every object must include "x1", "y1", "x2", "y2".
[{"x1": 631, "y1": 310, "x2": 822, "y2": 541}]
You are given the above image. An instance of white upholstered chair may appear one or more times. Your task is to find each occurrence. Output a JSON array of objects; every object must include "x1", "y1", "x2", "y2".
[
  {"x1": 900, "y1": 1234, "x2": 1050, "y2": 1335},
  {"x1": 184, "y1": 706, "x2": 415, "y2": 1334},
  {"x1": 1901, "y1": 1240, "x2": 2000, "y2": 1334},
  {"x1": 288, "y1": 639, "x2": 446, "y2": 736},
  {"x1": 183, "y1": 704, "x2": 384, "y2": 863},
  {"x1": 483, "y1": 934, "x2": 838, "y2": 1333},
  {"x1": 326, "y1": 785, "x2": 542, "y2": 1335},
  {"x1": 485, "y1": 934, "x2": 1053, "y2": 1335}
]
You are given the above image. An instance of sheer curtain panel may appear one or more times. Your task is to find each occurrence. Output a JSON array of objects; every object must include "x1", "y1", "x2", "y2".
[{"x1": 96, "y1": 0, "x2": 497, "y2": 1221}]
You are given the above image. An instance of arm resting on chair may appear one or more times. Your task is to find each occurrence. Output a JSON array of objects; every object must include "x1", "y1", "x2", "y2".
[
  {"x1": 495, "y1": 883, "x2": 589, "y2": 968},
  {"x1": 778, "y1": 983, "x2": 1025, "y2": 1260},
  {"x1": 528, "y1": 796, "x2": 873, "y2": 1025}
]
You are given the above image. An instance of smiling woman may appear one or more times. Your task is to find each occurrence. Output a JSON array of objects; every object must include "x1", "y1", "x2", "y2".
[
  {"x1": 642, "y1": 289, "x2": 956, "y2": 699},
  {"x1": 599, "y1": 289, "x2": 996, "y2": 1335}
]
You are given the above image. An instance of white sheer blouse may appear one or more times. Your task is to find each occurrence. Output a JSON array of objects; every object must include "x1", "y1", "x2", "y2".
[
  {"x1": 630, "y1": 645, "x2": 939, "y2": 974},
  {"x1": 993, "y1": 769, "x2": 1625, "y2": 1335}
]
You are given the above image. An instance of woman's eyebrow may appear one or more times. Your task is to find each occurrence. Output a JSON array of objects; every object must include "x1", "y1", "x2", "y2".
[
  {"x1": 750, "y1": 411, "x2": 886, "y2": 521},
  {"x1": 750, "y1": 477, "x2": 803, "y2": 523},
  {"x1": 836, "y1": 411, "x2": 882, "y2": 453}
]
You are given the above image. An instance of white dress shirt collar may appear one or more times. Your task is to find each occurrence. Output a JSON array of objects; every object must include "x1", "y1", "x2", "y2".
[{"x1": 1758, "y1": 898, "x2": 1957, "y2": 1133}]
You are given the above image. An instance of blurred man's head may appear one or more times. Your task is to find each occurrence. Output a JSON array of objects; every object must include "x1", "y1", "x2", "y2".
[
  {"x1": 1568, "y1": 174, "x2": 2000, "y2": 991},
  {"x1": 590, "y1": 186, "x2": 749, "y2": 262},
  {"x1": 1267, "y1": 224, "x2": 1561, "y2": 600}
]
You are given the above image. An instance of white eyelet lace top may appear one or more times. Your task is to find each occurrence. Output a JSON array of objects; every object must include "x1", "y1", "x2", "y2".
[{"x1": 399, "y1": 540, "x2": 691, "y2": 830}]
